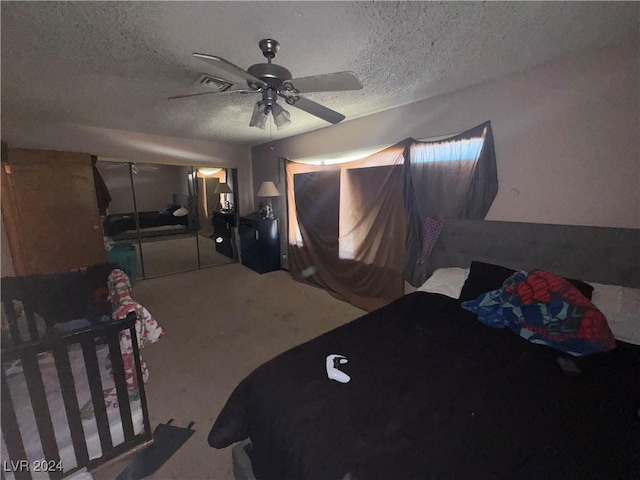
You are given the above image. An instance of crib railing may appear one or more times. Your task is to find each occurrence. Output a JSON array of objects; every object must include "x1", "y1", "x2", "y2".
[{"x1": 1, "y1": 313, "x2": 153, "y2": 480}]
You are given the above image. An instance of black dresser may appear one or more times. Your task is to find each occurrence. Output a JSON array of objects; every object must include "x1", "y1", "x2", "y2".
[
  {"x1": 239, "y1": 216, "x2": 280, "y2": 274},
  {"x1": 212, "y1": 211, "x2": 236, "y2": 259}
]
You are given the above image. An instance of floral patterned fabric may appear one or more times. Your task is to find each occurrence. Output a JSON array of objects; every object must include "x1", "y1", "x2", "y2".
[
  {"x1": 80, "y1": 269, "x2": 163, "y2": 419},
  {"x1": 106, "y1": 269, "x2": 163, "y2": 396},
  {"x1": 461, "y1": 269, "x2": 616, "y2": 356},
  {"x1": 108, "y1": 269, "x2": 164, "y2": 354}
]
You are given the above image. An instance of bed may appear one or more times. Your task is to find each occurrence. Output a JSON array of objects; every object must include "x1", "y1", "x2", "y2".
[
  {"x1": 1, "y1": 271, "x2": 153, "y2": 480},
  {"x1": 208, "y1": 219, "x2": 640, "y2": 480},
  {"x1": 103, "y1": 193, "x2": 192, "y2": 241}
]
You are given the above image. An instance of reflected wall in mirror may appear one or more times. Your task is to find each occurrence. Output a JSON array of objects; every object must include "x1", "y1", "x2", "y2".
[
  {"x1": 96, "y1": 160, "x2": 239, "y2": 281},
  {"x1": 194, "y1": 167, "x2": 239, "y2": 268},
  {"x1": 97, "y1": 160, "x2": 142, "y2": 281},
  {"x1": 132, "y1": 163, "x2": 198, "y2": 278},
  {"x1": 98, "y1": 160, "x2": 197, "y2": 279}
]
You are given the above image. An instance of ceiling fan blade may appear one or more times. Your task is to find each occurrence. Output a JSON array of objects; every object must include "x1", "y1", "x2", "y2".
[
  {"x1": 193, "y1": 53, "x2": 267, "y2": 90},
  {"x1": 168, "y1": 89, "x2": 257, "y2": 100},
  {"x1": 285, "y1": 72, "x2": 363, "y2": 93},
  {"x1": 282, "y1": 94, "x2": 345, "y2": 124},
  {"x1": 168, "y1": 91, "x2": 223, "y2": 101}
]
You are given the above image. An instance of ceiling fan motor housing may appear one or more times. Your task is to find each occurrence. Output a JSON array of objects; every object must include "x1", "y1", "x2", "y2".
[
  {"x1": 248, "y1": 37, "x2": 292, "y2": 92},
  {"x1": 258, "y1": 39, "x2": 280, "y2": 59},
  {"x1": 261, "y1": 88, "x2": 279, "y2": 108},
  {"x1": 247, "y1": 63, "x2": 292, "y2": 88}
]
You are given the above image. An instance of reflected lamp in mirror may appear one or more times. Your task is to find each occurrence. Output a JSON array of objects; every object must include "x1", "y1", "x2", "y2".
[
  {"x1": 214, "y1": 182, "x2": 234, "y2": 212},
  {"x1": 257, "y1": 181, "x2": 281, "y2": 219}
]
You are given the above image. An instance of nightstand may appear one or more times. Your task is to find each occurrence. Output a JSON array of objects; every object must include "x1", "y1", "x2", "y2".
[
  {"x1": 238, "y1": 216, "x2": 280, "y2": 273},
  {"x1": 212, "y1": 211, "x2": 236, "y2": 259}
]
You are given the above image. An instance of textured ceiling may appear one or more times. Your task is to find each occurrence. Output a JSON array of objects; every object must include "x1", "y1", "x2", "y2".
[{"x1": 2, "y1": 1, "x2": 638, "y2": 146}]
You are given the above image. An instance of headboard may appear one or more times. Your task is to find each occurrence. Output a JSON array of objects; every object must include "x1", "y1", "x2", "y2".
[{"x1": 423, "y1": 219, "x2": 640, "y2": 288}]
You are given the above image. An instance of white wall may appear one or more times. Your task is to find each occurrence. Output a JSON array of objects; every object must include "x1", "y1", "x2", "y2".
[
  {"x1": 1, "y1": 124, "x2": 253, "y2": 215},
  {"x1": 252, "y1": 38, "x2": 640, "y2": 232}
]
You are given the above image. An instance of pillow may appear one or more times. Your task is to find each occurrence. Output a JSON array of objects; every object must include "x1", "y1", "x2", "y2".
[
  {"x1": 459, "y1": 262, "x2": 515, "y2": 302},
  {"x1": 461, "y1": 270, "x2": 616, "y2": 356},
  {"x1": 417, "y1": 267, "x2": 470, "y2": 298},
  {"x1": 590, "y1": 283, "x2": 622, "y2": 322},
  {"x1": 617, "y1": 287, "x2": 640, "y2": 345},
  {"x1": 172, "y1": 206, "x2": 189, "y2": 217},
  {"x1": 160, "y1": 203, "x2": 180, "y2": 215},
  {"x1": 459, "y1": 261, "x2": 594, "y2": 302},
  {"x1": 562, "y1": 278, "x2": 594, "y2": 301},
  {"x1": 591, "y1": 283, "x2": 639, "y2": 345}
]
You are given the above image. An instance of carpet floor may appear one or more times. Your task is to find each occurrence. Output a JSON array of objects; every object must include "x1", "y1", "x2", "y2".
[
  {"x1": 92, "y1": 264, "x2": 363, "y2": 480},
  {"x1": 130, "y1": 235, "x2": 235, "y2": 280}
]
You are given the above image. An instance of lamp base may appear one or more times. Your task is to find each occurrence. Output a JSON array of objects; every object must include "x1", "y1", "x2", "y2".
[{"x1": 263, "y1": 199, "x2": 275, "y2": 219}]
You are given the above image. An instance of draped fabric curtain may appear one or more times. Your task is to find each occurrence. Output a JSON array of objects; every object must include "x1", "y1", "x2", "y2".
[
  {"x1": 286, "y1": 121, "x2": 497, "y2": 309},
  {"x1": 403, "y1": 121, "x2": 498, "y2": 286},
  {"x1": 287, "y1": 143, "x2": 406, "y2": 311}
]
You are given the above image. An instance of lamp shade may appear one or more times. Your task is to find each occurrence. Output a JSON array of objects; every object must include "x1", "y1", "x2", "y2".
[
  {"x1": 271, "y1": 103, "x2": 291, "y2": 130},
  {"x1": 257, "y1": 181, "x2": 281, "y2": 197},
  {"x1": 249, "y1": 101, "x2": 268, "y2": 130},
  {"x1": 214, "y1": 182, "x2": 233, "y2": 194}
]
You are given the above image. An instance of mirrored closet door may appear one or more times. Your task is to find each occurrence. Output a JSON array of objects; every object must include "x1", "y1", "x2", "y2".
[
  {"x1": 132, "y1": 163, "x2": 199, "y2": 278},
  {"x1": 96, "y1": 160, "x2": 239, "y2": 281}
]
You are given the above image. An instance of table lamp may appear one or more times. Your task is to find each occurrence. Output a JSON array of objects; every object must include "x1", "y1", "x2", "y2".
[
  {"x1": 256, "y1": 181, "x2": 280, "y2": 219},
  {"x1": 214, "y1": 182, "x2": 233, "y2": 211}
]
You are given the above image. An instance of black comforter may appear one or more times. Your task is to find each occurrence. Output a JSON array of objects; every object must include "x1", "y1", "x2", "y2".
[
  {"x1": 209, "y1": 292, "x2": 640, "y2": 480},
  {"x1": 103, "y1": 211, "x2": 188, "y2": 237}
]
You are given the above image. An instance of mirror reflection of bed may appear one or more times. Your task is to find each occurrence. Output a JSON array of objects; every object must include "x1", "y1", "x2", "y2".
[{"x1": 96, "y1": 160, "x2": 239, "y2": 280}]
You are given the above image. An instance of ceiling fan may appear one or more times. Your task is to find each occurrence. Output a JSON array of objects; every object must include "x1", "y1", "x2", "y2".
[{"x1": 168, "y1": 39, "x2": 363, "y2": 130}]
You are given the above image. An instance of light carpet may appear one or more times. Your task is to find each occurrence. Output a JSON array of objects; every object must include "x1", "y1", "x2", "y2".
[
  {"x1": 130, "y1": 235, "x2": 235, "y2": 280},
  {"x1": 92, "y1": 264, "x2": 363, "y2": 480}
]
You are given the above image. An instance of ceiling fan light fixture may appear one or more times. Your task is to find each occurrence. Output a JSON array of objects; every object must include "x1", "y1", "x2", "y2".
[
  {"x1": 271, "y1": 103, "x2": 291, "y2": 130},
  {"x1": 249, "y1": 101, "x2": 268, "y2": 129}
]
